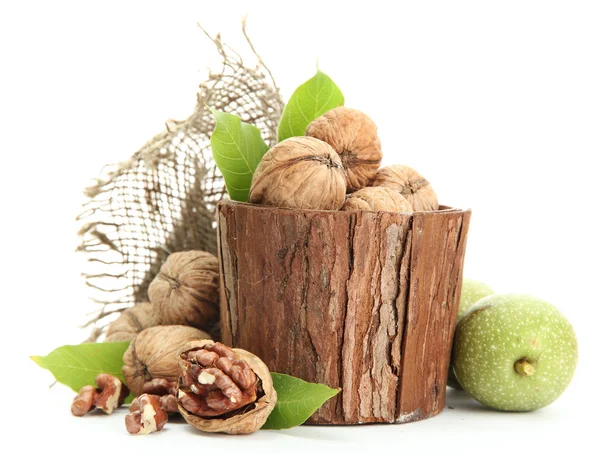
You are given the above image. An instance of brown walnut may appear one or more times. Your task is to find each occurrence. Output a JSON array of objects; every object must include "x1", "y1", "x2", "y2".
[
  {"x1": 342, "y1": 187, "x2": 413, "y2": 213},
  {"x1": 104, "y1": 303, "x2": 159, "y2": 343},
  {"x1": 248, "y1": 136, "x2": 346, "y2": 210},
  {"x1": 371, "y1": 165, "x2": 439, "y2": 211},
  {"x1": 71, "y1": 374, "x2": 130, "y2": 416},
  {"x1": 122, "y1": 325, "x2": 211, "y2": 397},
  {"x1": 130, "y1": 379, "x2": 179, "y2": 414},
  {"x1": 306, "y1": 107, "x2": 382, "y2": 192},
  {"x1": 176, "y1": 340, "x2": 277, "y2": 435},
  {"x1": 148, "y1": 251, "x2": 220, "y2": 332},
  {"x1": 125, "y1": 394, "x2": 168, "y2": 435}
]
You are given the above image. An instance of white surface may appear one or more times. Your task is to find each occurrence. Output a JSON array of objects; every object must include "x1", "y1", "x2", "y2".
[{"x1": 1, "y1": 1, "x2": 599, "y2": 451}]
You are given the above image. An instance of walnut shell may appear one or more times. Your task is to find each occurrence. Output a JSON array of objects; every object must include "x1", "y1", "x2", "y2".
[
  {"x1": 148, "y1": 251, "x2": 220, "y2": 331},
  {"x1": 371, "y1": 165, "x2": 439, "y2": 211},
  {"x1": 122, "y1": 325, "x2": 211, "y2": 396},
  {"x1": 306, "y1": 107, "x2": 382, "y2": 193},
  {"x1": 104, "y1": 303, "x2": 159, "y2": 343},
  {"x1": 342, "y1": 187, "x2": 413, "y2": 213},
  {"x1": 248, "y1": 137, "x2": 346, "y2": 210},
  {"x1": 177, "y1": 339, "x2": 277, "y2": 435}
]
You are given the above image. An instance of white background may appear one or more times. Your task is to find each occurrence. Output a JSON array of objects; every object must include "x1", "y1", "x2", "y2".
[{"x1": 1, "y1": 1, "x2": 599, "y2": 452}]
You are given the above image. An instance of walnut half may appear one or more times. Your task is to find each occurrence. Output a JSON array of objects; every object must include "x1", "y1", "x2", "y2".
[{"x1": 176, "y1": 340, "x2": 277, "y2": 434}]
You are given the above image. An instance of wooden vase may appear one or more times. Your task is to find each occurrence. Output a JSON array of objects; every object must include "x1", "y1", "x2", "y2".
[{"x1": 217, "y1": 200, "x2": 471, "y2": 425}]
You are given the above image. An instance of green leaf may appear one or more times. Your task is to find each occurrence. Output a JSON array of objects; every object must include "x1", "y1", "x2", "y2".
[
  {"x1": 277, "y1": 70, "x2": 344, "y2": 142},
  {"x1": 210, "y1": 108, "x2": 269, "y2": 202},
  {"x1": 262, "y1": 372, "x2": 339, "y2": 430},
  {"x1": 31, "y1": 342, "x2": 132, "y2": 402}
]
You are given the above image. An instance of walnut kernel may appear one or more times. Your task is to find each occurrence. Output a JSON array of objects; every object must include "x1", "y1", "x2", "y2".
[
  {"x1": 306, "y1": 107, "x2": 382, "y2": 192},
  {"x1": 249, "y1": 137, "x2": 346, "y2": 210},
  {"x1": 176, "y1": 340, "x2": 277, "y2": 434},
  {"x1": 125, "y1": 394, "x2": 168, "y2": 435}
]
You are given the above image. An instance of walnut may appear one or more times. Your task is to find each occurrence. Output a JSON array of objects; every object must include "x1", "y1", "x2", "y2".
[
  {"x1": 341, "y1": 187, "x2": 413, "y2": 213},
  {"x1": 148, "y1": 251, "x2": 220, "y2": 332},
  {"x1": 130, "y1": 379, "x2": 179, "y2": 414},
  {"x1": 248, "y1": 136, "x2": 346, "y2": 210},
  {"x1": 306, "y1": 107, "x2": 382, "y2": 192},
  {"x1": 125, "y1": 394, "x2": 168, "y2": 435},
  {"x1": 122, "y1": 325, "x2": 211, "y2": 396},
  {"x1": 71, "y1": 374, "x2": 130, "y2": 416},
  {"x1": 371, "y1": 165, "x2": 439, "y2": 211},
  {"x1": 104, "y1": 303, "x2": 159, "y2": 343},
  {"x1": 176, "y1": 340, "x2": 277, "y2": 434}
]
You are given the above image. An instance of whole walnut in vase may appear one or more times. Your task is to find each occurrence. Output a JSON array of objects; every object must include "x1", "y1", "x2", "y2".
[
  {"x1": 148, "y1": 251, "x2": 220, "y2": 332},
  {"x1": 342, "y1": 187, "x2": 413, "y2": 213},
  {"x1": 306, "y1": 107, "x2": 382, "y2": 192},
  {"x1": 176, "y1": 340, "x2": 277, "y2": 434},
  {"x1": 371, "y1": 165, "x2": 439, "y2": 211},
  {"x1": 249, "y1": 136, "x2": 346, "y2": 210},
  {"x1": 122, "y1": 325, "x2": 211, "y2": 396}
]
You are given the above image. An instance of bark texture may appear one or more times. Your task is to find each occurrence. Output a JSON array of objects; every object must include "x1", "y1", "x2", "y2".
[{"x1": 217, "y1": 201, "x2": 471, "y2": 425}]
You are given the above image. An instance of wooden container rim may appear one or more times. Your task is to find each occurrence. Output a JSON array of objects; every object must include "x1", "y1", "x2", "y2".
[{"x1": 217, "y1": 200, "x2": 471, "y2": 217}]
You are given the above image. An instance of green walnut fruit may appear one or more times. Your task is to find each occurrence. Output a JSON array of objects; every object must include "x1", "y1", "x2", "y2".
[
  {"x1": 447, "y1": 278, "x2": 495, "y2": 389},
  {"x1": 457, "y1": 278, "x2": 495, "y2": 320},
  {"x1": 452, "y1": 294, "x2": 578, "y2": 411}
]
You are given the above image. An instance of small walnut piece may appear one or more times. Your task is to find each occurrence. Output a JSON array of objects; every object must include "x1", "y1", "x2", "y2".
[
  {"x1": 342, "y1": 187, "x2": 413, "y2": 213},
  {"x1": 125, "y1": 394, "x2": 168, "y2": 435},
  {"x1": 176, "y1": 340, "x2": 277, "y2": 434},
  {"x1": 104, "y1": 303, "x2": 159, "y2": 343},
  {"x1": 306, "y1": 107, "x2": 382, "y2": 192},
  {"x1": 71, "y1": 385, "x2": 97, "y2": 416},
  {"x1": 130, "y1": 379, "x2": 179, "y2": 414},
  {"x1": 71, "y1": 375, "x2": 130, "y2": 416},
  {"x1": 148, "y1": 251, "x2": 220, "y2": 332},
  {"x1": 122, "y1": 325, "x2": 211, "y2": 396},
  {"x1": 249, "y1": 136, "x2": 347, "y2": 210},
  {"x1": 371, "y1": 165, "x2": 439, "y2": 211}
]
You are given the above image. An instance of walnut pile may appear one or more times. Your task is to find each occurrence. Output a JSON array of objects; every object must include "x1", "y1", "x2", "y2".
[
  {"x1": 249, "y1": 136, "x2": 346, "y2": 210},
  {"x1": 342, "y1": 187, "x2": 413, "y2": 213},
  {"x1": 248, "y1": 107, "x2": 441, "y2": 212},
  {"x1": 306, "y1": 107, "x2": 382, "y2": 193},
  {"x1": 371, "y1": 164, "x2": 439, "y2": 211},
  {"x1": 176, "y1": 340, "x2": 277, "y2": 434}
]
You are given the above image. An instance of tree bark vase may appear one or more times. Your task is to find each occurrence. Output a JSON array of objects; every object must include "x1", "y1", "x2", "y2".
[{"x1": 217, "y1": 200, "x2": 471, "y2": 425}]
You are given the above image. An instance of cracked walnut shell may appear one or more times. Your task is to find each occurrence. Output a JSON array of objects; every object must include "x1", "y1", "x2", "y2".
[
  {"x1": 248, "y1": 136, "x2": 346, "y2": 210},
  {"x1": 177, "y1": 340, "x2": 277, "y2": 434},
  {"x1": 371, "y1": 165, "x2": 439, "y2": 211},
  {"x1": 342, "y1": 187, "x2": 413, "y2": 213},
  {"x1": 148, "y1": 251, "x2": 220, "y2": 332},
  {"x1": 122, "y1": 325, "x2": 211, "y2": 397},
  {"x1": 306, "y1": 107, "x2": 382, "y2": 193}
]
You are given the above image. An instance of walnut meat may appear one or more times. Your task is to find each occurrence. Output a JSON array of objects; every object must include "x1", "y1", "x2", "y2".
[
  {"x1": 176, "y1": 340, "x2": 277, "y2": 435},
  {"x1": 342, "y1": 187, "x2": 413, "y2": 213},
  {"x1": 122, "y1": 325, "x2": 211, "y2": 397},
  {"x1": 104, "y1": 303, "x2": 159, "y2": 343},
  {"x1": 248, "y1": 137, "x2": 346, "y2": 210},
  {"x1": 306, "y1": 107, "x2": 382, "y2": 192},
  {"x1": 148, "y1": 251, "x2": 220, "y2": 332},
  {"x1": 371, "y1": 165, "x2": 439, "y2": 211}
]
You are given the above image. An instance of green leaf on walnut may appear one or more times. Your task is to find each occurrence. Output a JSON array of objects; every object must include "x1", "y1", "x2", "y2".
[
  {"x1": 277, "y1": 70, "x2": 345, "y2": 142},
  {"x1": 262, "y1": 372, "x2": 340, "y2": 430},
  {"x1": 209, "y1": 108, "x2": 269, "y2": 202},
  {"x1": 30, "y1": 342, "x2": 133, "y2": 403}
]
